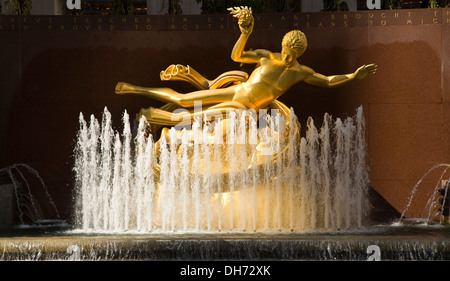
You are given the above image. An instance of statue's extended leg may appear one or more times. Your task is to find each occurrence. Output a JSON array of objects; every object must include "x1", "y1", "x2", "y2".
[
  {"x1": 115, "y1": 82, "x2": 236, "y2": 108},
  {"x1": 116, "y1": 82, "x2": 181, "y2": 103},
  {"x1": 140, "y1": 100, "x2": 248, "y2": 127}
]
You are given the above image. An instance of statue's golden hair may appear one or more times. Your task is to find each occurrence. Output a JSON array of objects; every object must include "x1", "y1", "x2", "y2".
[{"x1": 282, "y1": 30, "x2": 307, "y2": 55}]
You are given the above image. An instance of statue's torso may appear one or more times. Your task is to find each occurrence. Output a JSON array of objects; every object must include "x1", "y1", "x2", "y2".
[{"x1": 233, "y1": 57, "x2": 303, "y2": 111}]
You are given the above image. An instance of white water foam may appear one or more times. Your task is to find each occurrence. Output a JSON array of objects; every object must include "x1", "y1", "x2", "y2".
[{"x1": 73, "y1": 106, "x2": 369, "y2": 233}]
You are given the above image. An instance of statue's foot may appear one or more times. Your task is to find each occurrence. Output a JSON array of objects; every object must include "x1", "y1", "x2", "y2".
[{"x1": 115, "y1": 82, "x2": 136, "y2": 95}]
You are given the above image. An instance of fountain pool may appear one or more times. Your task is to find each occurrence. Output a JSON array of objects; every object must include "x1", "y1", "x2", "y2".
[{"x1": 0, "y1": 223, "x2": 448, "y2": 261}]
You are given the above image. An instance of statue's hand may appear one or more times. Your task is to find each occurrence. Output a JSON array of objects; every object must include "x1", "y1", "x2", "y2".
[
  {"x1": 228, "y1": 6, "x2": 254, "y2": 35},
  {"x1": 354, "y1": 63, "x2": 377, "y2": 80}
]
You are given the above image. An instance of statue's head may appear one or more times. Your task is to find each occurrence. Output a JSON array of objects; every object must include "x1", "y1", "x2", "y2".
[{"x1": 281, "y1": 30, "x2": 307, "y2": 66}]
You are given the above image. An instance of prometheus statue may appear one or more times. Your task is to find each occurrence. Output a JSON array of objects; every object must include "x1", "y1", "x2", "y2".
[{"x1": 115, "y1": 6, "x2": 377, "y2": 143}]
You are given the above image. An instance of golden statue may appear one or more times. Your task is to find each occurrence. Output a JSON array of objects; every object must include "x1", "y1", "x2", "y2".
[{"x1": 115, "y1": 6, "x2": 376, "y2": 145}]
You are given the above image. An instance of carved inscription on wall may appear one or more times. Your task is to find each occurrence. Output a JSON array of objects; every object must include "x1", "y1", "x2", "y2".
[{"x1": 0, "y1": 9, "x2": 448, "y2": 32}]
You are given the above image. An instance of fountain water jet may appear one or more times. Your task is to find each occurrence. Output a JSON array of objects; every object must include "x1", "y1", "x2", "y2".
[
  {"x1": 397, "y1": 163, "x2": 450, "y2": 225},
  {"x1": 0, "y1": 163, "x2": 61, "y2": 226},
  {"x1": 73, "y1": 106, "x2": 369, "y2": 233}
]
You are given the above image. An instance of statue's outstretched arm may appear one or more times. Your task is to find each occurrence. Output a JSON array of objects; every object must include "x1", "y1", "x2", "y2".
[
  {"x1": 229, "y1": 6, "x2": 273, "y2": 64},
  {"x1": 304, "y1": 64, "x2": 377, "y2": 88}
]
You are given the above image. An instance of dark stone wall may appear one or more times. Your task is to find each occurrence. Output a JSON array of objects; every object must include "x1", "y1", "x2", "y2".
[{"x1": 0, "y1": 9, "x2": 449, "y2": 222}]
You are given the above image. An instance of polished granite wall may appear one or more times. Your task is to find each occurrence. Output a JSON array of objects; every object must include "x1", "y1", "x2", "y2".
[{"x1": 0, "y1": 9, "x2": 448, "y2": 221}]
